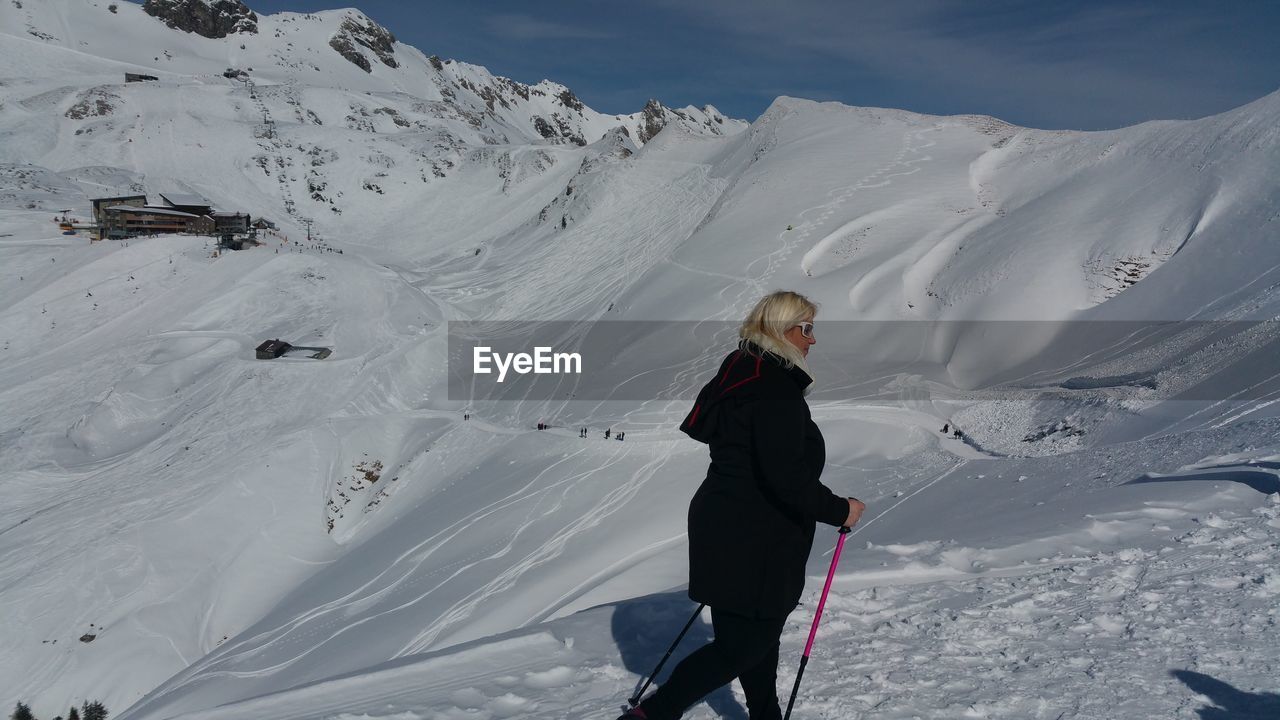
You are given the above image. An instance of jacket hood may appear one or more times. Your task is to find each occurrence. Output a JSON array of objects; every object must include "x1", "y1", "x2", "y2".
[{"x1": 679, "y1": 343, "x2": 812, "y2": 443}]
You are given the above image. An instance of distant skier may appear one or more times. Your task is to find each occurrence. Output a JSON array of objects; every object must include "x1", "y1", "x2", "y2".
[
  {"x1": 953, "y1": 428, "x2": 962, "y2": 439},
  {"x1": 604, "y1": 428, "x2": 611, "y2": 439},
  {"x1": 619, "y1": 290, "x2": 865, "y2": 720},
  {"x1": 942, "y1": 423, "x2": 950, "y2": 434}
]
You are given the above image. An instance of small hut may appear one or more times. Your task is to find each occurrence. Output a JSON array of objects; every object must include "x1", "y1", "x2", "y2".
[{"x1": 255, "y1": 339, "x2": 292, "y2": 359}]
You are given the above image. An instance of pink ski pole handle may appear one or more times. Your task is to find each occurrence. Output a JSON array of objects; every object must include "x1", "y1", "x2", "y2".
[{"x1": 803, "y1": 525, "x2": 850, "y2": 657}]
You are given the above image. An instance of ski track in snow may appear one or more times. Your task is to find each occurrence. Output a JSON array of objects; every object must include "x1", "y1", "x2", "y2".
[
  {"x1": 152, "y1": 490, "x2": 1280, "y2": 720},
  {"x1": 200, "y1": 446, "x2": 627, "y2": 666},
  {"x1": 651, "y1": 123, "x2": 948, "y2": 405},
  {"x1": 394, "y1": 444, "x2": 676, "y2": 655}
]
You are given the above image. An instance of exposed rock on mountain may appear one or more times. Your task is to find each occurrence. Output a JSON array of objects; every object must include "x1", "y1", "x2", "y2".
[
  {"x1": 637, "y1": 98, "x2": 667, "y2": 144},
  {"x1": 557, "y1": 89, "x2": 584, "y2": 113},
  {"x1": 65, "y1": 87, "x2": 118, "y2": 119},
  {"x1": 594, "y1": 126, "x2": 638, "y2": 159},
  {"x1": 328, "y1": 13, "x2": 398, "y2": 73},
  {"x1": 633, "y1": 98, "x2": 731, "y2": 144},
  {"x1": 142, "y1": 0, "x2": 258, "y2": 38}
]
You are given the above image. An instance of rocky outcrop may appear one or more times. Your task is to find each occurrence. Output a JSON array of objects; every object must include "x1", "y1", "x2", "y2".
[
  {"x1": 593, "y1": 127, "x2": 638, "y2": 159},
  {"x1": 329, "y1": 14, "x2": 398, "y2": 73},
  {"x1": 142, "y1": 0, "x2": 258, "y2": 38},
  {"x1": 632, "y1": 99, "x2": 740, "y2": 144},
  {"x1": 65, "y1": 88, "x2": 119, "y2": 119},
  {"x1": 532, "y1": 116, "x2": 557, "y2": 140},
  {"x1": 637, "y1": 99, "x2": 667, "y2": 144},
  {"x1": 527, "y1": 114, "x2": 586, "y2": 146},
  {"x1": 417, "y1": 55, "x2": 742, "y2": 150},
  {"x1": 329, "y1": 35, "x2": 371, "y2": 73},
  {"x1": 557, "y1": 89, "x2": 584, "y2": 113}
]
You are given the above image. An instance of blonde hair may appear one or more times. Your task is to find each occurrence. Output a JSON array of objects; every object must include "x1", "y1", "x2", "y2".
[{"x1": 738, "y1": 290, "x2": 817, "y2": 371}]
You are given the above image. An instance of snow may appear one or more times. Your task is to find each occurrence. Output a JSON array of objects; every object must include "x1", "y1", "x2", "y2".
[
  {"x1": 157, "y1": 193, "x2": 209, "y2": 207},
  {"x1": 1, "y1": 2, "x2": 1279, "y2": 720},
  {"x1": 106, "y1": 205, "x2": 200, "y2": 216}
]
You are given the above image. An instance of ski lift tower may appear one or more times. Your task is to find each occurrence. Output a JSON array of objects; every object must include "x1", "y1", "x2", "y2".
[{"x1": 302, "y1": 217, "x2": 313, "y2": 244}]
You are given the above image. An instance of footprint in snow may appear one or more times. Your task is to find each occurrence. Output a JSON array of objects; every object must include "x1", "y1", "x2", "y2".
[
  {"x1": 448, "y1": 687, "x2": 486, "y2": 709},
  {"x1": 522, "y1": 665, "x2": 577, "y2": 689},
  {"x1": 486, "y1": 693, "x2": 533, "y2": 718}
]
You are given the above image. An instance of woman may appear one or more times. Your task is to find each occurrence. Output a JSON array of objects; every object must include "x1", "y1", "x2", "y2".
[{"x1": 620, "y1": 290, "x2": 866, "y2": 720}]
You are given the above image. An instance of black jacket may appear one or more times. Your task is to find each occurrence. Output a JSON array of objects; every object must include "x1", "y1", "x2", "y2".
[{"x1": 679, "y1": 343, "x2": 849, "y2": 618}]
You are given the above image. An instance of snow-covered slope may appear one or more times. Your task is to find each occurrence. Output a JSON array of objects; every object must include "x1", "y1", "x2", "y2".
[{"x1": 2, "y1": 3, "x2": 1278, "y2": 719}]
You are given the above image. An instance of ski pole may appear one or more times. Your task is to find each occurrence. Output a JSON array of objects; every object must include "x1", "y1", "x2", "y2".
[
  {"x1": 784, "y1": 526, "x2": 851, "y2": 720},
  {"x1": 629, "y1": 602, "x2": 706, "y2": 708}
]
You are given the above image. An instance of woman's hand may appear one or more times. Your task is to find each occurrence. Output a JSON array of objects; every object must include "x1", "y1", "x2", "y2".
[{"x1": 844, "y1": 498, "x2": 866, "y2": 528}]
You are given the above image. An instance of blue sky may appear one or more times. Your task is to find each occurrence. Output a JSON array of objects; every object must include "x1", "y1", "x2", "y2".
[{"x1": 247, "y1": 0, "x2": 1279, "y2": 130}]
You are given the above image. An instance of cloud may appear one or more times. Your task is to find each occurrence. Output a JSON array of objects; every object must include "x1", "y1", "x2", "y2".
[{"x1": 483, "y1": 13, "x2": 614, "y2": 41}]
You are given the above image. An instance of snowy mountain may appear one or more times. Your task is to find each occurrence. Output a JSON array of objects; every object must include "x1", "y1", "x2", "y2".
[
  {"x1": 2, "y1": 2, "x2": 1279, "y2": 719},
  {"x1": 0, "y1": 0, "x2": 740, "y2": 247}
]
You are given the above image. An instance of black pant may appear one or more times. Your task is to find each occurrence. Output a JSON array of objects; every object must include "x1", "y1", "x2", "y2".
[{"x1": 639, "y1": 608, "x2": 787, "y2": 720}]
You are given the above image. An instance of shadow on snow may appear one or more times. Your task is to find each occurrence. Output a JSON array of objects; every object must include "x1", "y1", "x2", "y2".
[
  {"x1": 611, "y1": 591, "x2": 748, "y2": 720},
  {"x1": 1172, "y1": 670, "x2": 1280, "y2": 719},
  {"x1": 1124, "y1": 466, "x2": 1280, "y2": 496}
]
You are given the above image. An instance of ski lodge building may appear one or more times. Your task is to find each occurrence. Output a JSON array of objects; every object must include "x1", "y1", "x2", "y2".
[{"x1": 93, "y1": 192, "x2": 250, "y2": 240}]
